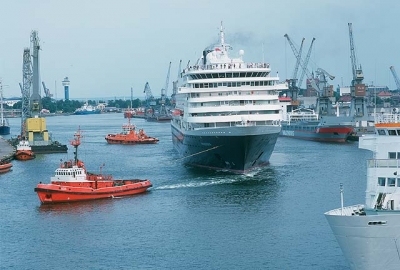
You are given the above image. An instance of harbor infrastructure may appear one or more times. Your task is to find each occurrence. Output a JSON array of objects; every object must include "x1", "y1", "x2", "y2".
[{"x1": 0, "y1": 136, "x2": 15, "y2": 162}]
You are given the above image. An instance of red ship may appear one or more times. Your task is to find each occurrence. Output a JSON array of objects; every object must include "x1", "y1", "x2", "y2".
[
  {"x1": 105, "y1": 117, "x2": 159, "y2": 144},
  {"x1": 34, "y1": 128, "x2": 152, "y2": 204},
  {"x1": 0, "y1": 161, "x2": 12, "y2": 173},
  {"x1": 14, "y1": 140, "x2": 36, "y2": 161}
]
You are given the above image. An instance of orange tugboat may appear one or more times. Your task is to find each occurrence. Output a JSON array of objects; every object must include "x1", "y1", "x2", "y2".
[
  {"x1": 14, "y1": 140, "x2": 36, "y2": 161},
  {"x1": 34, "y1": 128, "x2": 152, "y2": 204},
  {"x1": 105, "y1": 117, "x2": 159, "y2": 144},
  {"x1": 0, "y1": 161, "x2": 12, "y2": 173}
]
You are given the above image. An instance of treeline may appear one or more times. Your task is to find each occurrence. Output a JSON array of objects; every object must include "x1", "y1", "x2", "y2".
[{"x1": 7, "y1": 97, "x2": 171, "y2": 113}]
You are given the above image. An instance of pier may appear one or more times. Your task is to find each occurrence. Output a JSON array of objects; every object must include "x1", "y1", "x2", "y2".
[{"x1": 0, "y1": 136, "x2": 15, "y2": 162}]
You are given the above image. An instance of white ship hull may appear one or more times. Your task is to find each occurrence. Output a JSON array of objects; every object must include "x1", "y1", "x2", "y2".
[{"x1": 325, "y1": 206, "x2": 400, "y2": 270}]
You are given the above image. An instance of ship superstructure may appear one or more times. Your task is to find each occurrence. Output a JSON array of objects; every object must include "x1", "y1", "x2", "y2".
[
  {"x1": 325, "y1": 113, "x2": 400, "y2": 270},
  {"x1": 171, "y1": 23, "x2": 287, "y2": 173}
]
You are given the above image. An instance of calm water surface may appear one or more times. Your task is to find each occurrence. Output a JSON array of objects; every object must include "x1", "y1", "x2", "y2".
[{"x1": 0, "y1": 113, "x2": 370, "y2": 269}]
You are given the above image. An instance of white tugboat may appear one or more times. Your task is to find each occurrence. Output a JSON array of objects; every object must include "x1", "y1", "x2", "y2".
[
  {"x1": 171, "y1": 23, "x2": 287, "y2": 173},
  {"x1": 325, "y1": 113, "x2": 400, "y2": 270}
]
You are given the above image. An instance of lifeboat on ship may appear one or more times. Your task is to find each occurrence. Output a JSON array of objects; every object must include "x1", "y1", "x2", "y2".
[
  {"x1": 14, "y1": 140, "x2": 36, "y2": 161},
  {"x1": 34, "y1": 128, "x2": 152, "y2": 204},
  {"x1": 105, "y1": 116, "x2": 159, "y2": 144},
  {"x1": 0, "y1": 161, "x2": 12, "y2": 173}
]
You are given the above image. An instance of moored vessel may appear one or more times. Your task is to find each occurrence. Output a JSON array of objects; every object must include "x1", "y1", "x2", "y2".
[
  {"x1": 14, "y1": 140, "x2": 35, "y2": 160},
  {"x1": 74, "y1": 102, "x2": 101, "y2": 115},
  {"x1": 325, "y1": 113, "x2": 400, "y2": 270},
  {"x1": 0, "y1": 161, "x2": 12, "y2": 173},
  {"x1": 280, "y1": 108, "x2": 354, "y2": 142},
  {"x1": 171, "y1": 23, "x2": 287, "y2": 173},
  {"x1": 34, "y1": 128, "x2": 152, "y2": 204},
  {"x1": 105, "y1": 117, "x2": 159, "y2": 144}
]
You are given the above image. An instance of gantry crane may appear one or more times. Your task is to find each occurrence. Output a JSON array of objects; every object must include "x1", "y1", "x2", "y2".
[{"x1": 390, "y1": 66, "x2": 400, "y2": 91}]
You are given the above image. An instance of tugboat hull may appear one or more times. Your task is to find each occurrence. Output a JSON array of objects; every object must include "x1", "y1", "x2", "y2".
[{"x1": 35, "y1": 180, "x2": 152, "y2": 204}]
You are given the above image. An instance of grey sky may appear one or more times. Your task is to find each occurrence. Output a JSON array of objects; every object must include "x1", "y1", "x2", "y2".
[{"x1": 0, "y1": 0, "x2": 399, "y2": 99}]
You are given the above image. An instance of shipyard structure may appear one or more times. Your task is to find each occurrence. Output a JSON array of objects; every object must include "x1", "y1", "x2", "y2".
[{"x1": 10, "y1": 30, "x2": 67, "y2": 154}]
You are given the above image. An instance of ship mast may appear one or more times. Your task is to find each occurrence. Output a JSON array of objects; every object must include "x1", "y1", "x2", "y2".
[
  {"x1": 220, "y1": 21, "x2": 225, "y2": 45},
  {"x1": 70, "y1": 127, "x2": 82, "y2": 164}
]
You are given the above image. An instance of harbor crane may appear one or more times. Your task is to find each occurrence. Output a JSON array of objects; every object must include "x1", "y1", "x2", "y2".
[
  {"x1": 143, "y1": 82, "x2": 156, "y2": 107},
  {"x1": 284, "y1": 34, "x2": 319, "y2": 92},
  {"x1": 42, "y1": 81, "x2": 52, "y2": 98},
  {"x1": 30, "y1": 30, "x2": 41, "y2": 114},
  {"x1": 298, "y1": 37, "x2": 316, "y2": 88},
  {"x1": 348, "y1": 23, "x2": 364, "y2": 91},
  {"x1": 20, "y1": 48, "x2": 33, "y2": 137},
  {"x1": 390, "y1": 66, "x2": 400, "y2": 91},
  {"x1": 160, "y1": 62, "x2": 171, "y2": 106},
  {"x1": 159, "y1": 62, "x2": 171, "y2": 115},
  {"x1": 348, "y1": 23, "x2": 367, "y2": 118},
  {"x1": 316, "y1": 68, "x2": 335, "y2": 92},
  {"x1": 292, "y1": 38, "x2": 305, "y2": 83},
  {"x1": 171, "y1": 60, "x2": 182, "y2": 106}
]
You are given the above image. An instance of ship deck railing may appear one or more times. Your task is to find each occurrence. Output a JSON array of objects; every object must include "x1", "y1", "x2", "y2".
[
  {"x1": 375, "y1": 113, "x2": 400, "y2": 124},
  {"x1": 325, "y1": 205, "x2": 364, "y2": 216},
  {"x1": 367, "y1": 159, "x2": 400, "y2": 168}
]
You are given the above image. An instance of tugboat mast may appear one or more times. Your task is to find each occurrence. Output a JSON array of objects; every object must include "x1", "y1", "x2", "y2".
[{"x1": 70, "y1": 127, "x2": 82, "y2": 164}]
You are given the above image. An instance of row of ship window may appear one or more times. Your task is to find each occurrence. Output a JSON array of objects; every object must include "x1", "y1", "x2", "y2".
[
  {"x1": 189, "y1": 90, "x2": 278, "y2": 97},
  {"x1": 192, "y1": 80, "x2": 275, "y2": 89},
  {"x1": 189, "y1": 72, "x2": 269, "y2": 80},
  {"x1": 378, "y1": 177, "x2": 400, "y2": 187},
  {"x1": 190, "y1": 111, "x2": 276, "y2": 117},
  {"x1": 190, "y1": 100, "x2": 276, "y2": 107},
  {"x1": 377, "y1": 129, "x2": 400, "y2": 136},
  {"x1": 56, "y1": 170, "x2": 83, "y2": 176}
]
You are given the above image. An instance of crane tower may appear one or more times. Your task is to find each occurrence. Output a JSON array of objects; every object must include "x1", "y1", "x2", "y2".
[
  {"x1": 20, "y1": 48, "x2": 33, "y2": 137},
  {"x1": 171, "y1": 60, "x2": 182, "y2": 106},
  {"x1": 348, "y1": 23, "x2": 367, "y2": 119},
  {"x1": 30, "y1": 30, "x2": 41, "y2": 114}
]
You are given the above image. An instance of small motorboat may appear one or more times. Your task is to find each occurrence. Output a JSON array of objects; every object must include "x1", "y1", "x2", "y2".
[
  {"x1": 14, "y1": 140, "x2": 36, "y2": 161},
  {"x1": 34, "y1": 128, "x2": 152, "y2": 204},
  {"x1": 0, "y1": 161, "x2": 12, "y2": 173},
  {"x1": 105, "y1": 116, "x2": 159, "y2": 144}
]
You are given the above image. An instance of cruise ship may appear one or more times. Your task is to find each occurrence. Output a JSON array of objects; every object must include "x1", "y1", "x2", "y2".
[
  {"x1": 325, "y1": 113, "x2": 400, "y2": 270},
  {"x1": 171, "y1": 23, "x2": 288, "y2": 173}
]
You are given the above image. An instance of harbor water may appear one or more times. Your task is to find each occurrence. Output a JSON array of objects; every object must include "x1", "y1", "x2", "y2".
[{"x1": 0, "y1": 113, "x2": 370, "y2": 269}]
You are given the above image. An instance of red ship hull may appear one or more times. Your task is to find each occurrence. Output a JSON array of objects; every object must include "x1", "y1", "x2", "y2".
[
  {"x1": 281, "y1": 124, "x2": 354, "y2": 143},
  {"x1": 105, "y1": 136, "x2": 159, "y2": 144},
  {"x1": 35, "y1": 179, "x2": 152, "y2": 204},
  {"x1": 14, "y1": 150, "x2": 35, "y2": 161},
  {"x1": 0, "y1": 162, "x2": 12, "y2": 173}
]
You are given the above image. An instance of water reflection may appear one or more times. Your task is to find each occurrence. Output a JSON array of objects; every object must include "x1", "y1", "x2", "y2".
[{"x1": 36, "y1": 198, "x2": 117, "y2": 215}]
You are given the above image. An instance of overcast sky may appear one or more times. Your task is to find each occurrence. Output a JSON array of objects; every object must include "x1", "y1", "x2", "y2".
[{"x1": 0, "y1": 0, "x2": 399, "y2": 100}]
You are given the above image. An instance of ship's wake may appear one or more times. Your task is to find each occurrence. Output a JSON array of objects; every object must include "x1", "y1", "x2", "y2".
[{"x1": 153, "y1": 169, "x2": 270, "y2": 190}]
